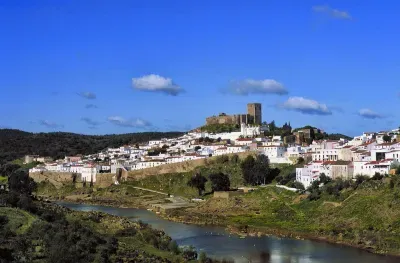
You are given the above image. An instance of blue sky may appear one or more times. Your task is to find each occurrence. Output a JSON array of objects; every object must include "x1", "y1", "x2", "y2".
[{"x1": 1, "y1": 0, "x2": 399, "y2": 136}]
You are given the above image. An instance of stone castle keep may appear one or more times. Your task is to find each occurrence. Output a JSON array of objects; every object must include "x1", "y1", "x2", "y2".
[{"x1": 206, "y1": 103, "x2": 262, "y2": 126}]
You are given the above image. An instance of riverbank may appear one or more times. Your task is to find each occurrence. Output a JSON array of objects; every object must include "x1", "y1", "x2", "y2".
[
  {"x1": 36, "y1": 179, "x2": 400, "y2": 258},
  {"x1": 59, "y1": 201, "x2": 400, "y2": 263},
  {"x1": 162, "y1": 184, "x2": 400, "y2": 257}
]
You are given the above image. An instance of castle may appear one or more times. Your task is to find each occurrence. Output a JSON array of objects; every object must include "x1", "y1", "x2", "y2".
[{"x1": 206, "y1": 103, "x2": 262, "y2": 126}]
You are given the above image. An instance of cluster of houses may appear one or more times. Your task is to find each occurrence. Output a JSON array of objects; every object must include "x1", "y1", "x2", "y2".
[
  {"x1": 296, "y1": 131, "x2": 400, "y2": 188},
  {"x1": 28, "y1": 125, "x2": 400, "y2": 187}
]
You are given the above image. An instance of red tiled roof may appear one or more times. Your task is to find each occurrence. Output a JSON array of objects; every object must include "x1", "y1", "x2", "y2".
[
  {"x1": 322, "y1": 161, "x2": 336, "y2": 165},
  {"x1": 378, "y1": 142, "x2": 397, "y2": 146}
]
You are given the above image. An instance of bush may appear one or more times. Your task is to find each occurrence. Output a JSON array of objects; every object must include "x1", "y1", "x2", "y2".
[
  {"x1": 308, "y1": 190, "x2": 321, "y2": 201},
  {"x1": 168, "y1": 240, "x2": 179, "y2": 254},
  {"x1": 292, "y1": 181, "x2": 305, "y2": 190},
  {"x1": 215, "y1": 155, "x2": 229, "y2": 164},
  {"x1": 181, "y1": 245, "x2": 198, "y2": 261},
  {"x1": 230, "y1": 154, "x2": 239, "y2": 164},
  {"x1": 0, "y1": 215, "x2": 8, "y2": 228},
  {"x1": 371, "y1": 172, "x2": 384, "y2": 181}
]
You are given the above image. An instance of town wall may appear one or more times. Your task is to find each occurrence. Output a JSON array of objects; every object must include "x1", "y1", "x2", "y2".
[
  {"x1": 127, "y1": 152, "x2": 253, "y2": 180},
  {"x1": 29, "y1": 171, "x2": 115, "y2": 189}
]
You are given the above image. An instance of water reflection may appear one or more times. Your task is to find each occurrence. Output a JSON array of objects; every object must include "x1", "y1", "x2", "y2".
[{"x1": 58, "y1": 202, "x2": 398, "y2": 263}]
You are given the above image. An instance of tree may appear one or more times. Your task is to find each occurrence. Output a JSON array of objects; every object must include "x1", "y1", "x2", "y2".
[
  {"x1": 253, "y1": 154, "x2": 271, "y2": 185},
  {"x1": 241, "y1": 155, "x2": 256, "y2": 185},
  {"x1": 241, "y1": 154, "x2": 279, "y2": 186},
  {"x1": 209, "y1": 172, "x2": 230, "y2": 192},
  {"x1": 8, "y1": 169, "x2": 36, "y2": 195},
  {"x1": 187, "y1": 173, "x2": 208, "y2": 196},
  {"x1": 297, "y1": 157, "x2": 305, "y2": 164},
  {"x1": 319, "y1": 173, "x2": 331, "y2": 185},
  {"x1": 0, "y1": 163, "x2": 21, "y2": 177},
  {"x1": 383, "y1": 135, "x2": 391, "y2": 143},
  {"x1": 269, "y1": 120, "x2": 276, "y2": 132}
]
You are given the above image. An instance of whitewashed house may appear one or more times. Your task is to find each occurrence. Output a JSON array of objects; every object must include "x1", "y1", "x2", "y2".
[
  {"x1": 81, "y1": 164, "x2": 97, "y2": 183},
  {"x1": 214, "y1": 147, "x2": 228, "y2": 156},
  {"x1": 227, "y1": 145, "x2": 246, "y2": 154},
  {"x1": 295, "y1": 161, "x2": 324, "y2": 188},
  {"x1": 234, "y1": 138, "x2": 254, "y2": 146},
  {"x1": 258, "y1": 146, "x2": 285, "y2": 158}
]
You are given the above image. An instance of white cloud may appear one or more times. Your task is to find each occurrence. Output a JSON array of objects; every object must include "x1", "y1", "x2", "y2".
[
  {"x1": 85, "y1": 104, "x2": 98, "y2": 109},
  {"x1": 39, "y1": 120, "x2": 64, "y2": 128},
  {"x1": 81, "y1": 117, "x2": 101, "y2": 126},
  {"x1": 77, "y1": 92, "x2": 96, "y2": 99},
  {"x1": 358, "y1": 109, "x2": 384, "y2": 119},
  {"x1": 281, "y1": 97, "x2": 332, "y2": 115},
  {"x1": 312, "y1": 5, "x2": 351, "y2": 20},
  {"x1": 107, "y1": 116, "x2": 152, "y2": 128},
  {"x1": 132, "y1": 74, "x2": 184, "y2": 96},
  {"x1": 226, "y1": 79, "x2": 288, "y2": 95}
]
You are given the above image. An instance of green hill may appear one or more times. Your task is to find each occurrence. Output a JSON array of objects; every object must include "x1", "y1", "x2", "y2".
[{"x1": 0, "y1": 129, "x2": 183, "y2": 163}]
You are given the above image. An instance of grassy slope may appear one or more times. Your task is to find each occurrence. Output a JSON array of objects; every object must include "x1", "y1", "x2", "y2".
[{"x1": 0, "y1": 207, "x2": 37, "y2": 234}]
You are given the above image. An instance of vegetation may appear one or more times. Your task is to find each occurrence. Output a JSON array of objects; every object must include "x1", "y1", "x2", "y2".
[
  {"x1": 187, "y1": 172, "x2": 208, "y2": 196},
  {"x1": 0, "y1": 129, "x2": 183, "y2": 163},
  {"x1": 241, "y1": 155, "x2": 280, "y2": 186},
  {"x1": 1, "y1": 166, "x2": 229, "y2": 262},
  {"x1": 200, "y1": 123, "x2": 240, "y2": 133},
  {"x1": 167, "y1": 174, "x2": 400, "y2": 256},
  {"x1": 209, "y1": 173, "x2": 230, "y2": 192},
  {"x1": 383, "y1": 134, "x2": 392, "y2": 143}
]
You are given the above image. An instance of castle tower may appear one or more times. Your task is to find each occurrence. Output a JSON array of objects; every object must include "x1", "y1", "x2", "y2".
[{"x1": 247, "y1": 103, "x2": 262, "y2": 125}]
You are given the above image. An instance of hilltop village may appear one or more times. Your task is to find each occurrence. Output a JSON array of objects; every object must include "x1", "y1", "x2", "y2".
[{"x1": 27, "y1": 103, "x2": 400, "y2": 189}]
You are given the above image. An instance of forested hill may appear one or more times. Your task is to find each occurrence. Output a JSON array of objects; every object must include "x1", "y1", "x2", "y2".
[{"x1": 0, "y1": 129, "x2": 184, "y2": 163}]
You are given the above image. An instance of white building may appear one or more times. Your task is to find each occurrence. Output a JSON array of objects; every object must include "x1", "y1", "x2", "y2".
[
  {"x1": 234, "y1": 138, "x2": 254, "y2": 146},
  {"x1": 258, "y1": 146, "x2": 286, "y2": 158},
  {"x1": 295, "y1": 161, "x2": 324, "y2": 188},
  {"x1": 227, "y1": 145, "x2": 246, "y2": 154},
  {"x1": 355, "y1": 159, "x2": 398, "y2": 177},
  {"x1": 312, "y1": 149, "x2": 339, "y2": 162},
  {"x1": 81, "y1": 164, "x2": 97, "y2": 182},
  {"x1": 214, "y1": 147, "x2": 228, "y2": 156},
  {"x1": 70, "y1": 165, "x2": 84, "y2": 174},
  {"x1": 241, "y1": 123, "x2": 261, "y2": 137}
]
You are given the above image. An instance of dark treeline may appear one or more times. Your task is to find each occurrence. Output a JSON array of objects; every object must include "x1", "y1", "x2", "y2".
[{"x1": 0, "y1": 129, "x2": 183, "y2": 163}]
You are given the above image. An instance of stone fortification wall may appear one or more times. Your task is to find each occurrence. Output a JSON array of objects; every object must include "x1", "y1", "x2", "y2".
[
  {"x1": 127, "y1": 152, "x2": 253, "y2": 180},
  {"x1": 95, "y1": 173, "x2": 115, "y2": 188},
  {"x1": 29, "y1": 172, "x2": 115, "y2": 189},
  {"x1": 29, "y1": 172, "x2": 74, "y2": 189}
]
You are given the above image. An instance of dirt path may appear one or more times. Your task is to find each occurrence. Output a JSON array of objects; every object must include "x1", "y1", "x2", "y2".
[{"x1": 130, "y1": 186, "x2": 169, "y2": 196}]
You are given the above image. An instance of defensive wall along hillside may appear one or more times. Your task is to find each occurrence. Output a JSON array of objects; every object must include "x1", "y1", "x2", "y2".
[
  {"x1": 29, "y1": 172, "x2": 115, "y2": 188},
  {"x1": 127, "y1": 151, "x2": 254, "y2": 180},
  {"x1": 29, "y1": 152, "x2": 254, "y2": 187}
]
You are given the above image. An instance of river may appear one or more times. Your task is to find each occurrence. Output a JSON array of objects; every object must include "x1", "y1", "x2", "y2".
[{"x1": 58, "y1": 202, "x2": 398, "y2": 263}]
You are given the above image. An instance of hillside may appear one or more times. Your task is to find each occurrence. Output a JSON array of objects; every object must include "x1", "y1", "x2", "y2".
[
  {"x1": 0, "y1": 129, "x2": 183, "y2": 163},
  {"x1": 166, "y1": 177, "x2": 400, "y2": 256}
]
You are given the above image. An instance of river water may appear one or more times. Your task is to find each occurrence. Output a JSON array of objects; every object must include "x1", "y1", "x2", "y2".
[{"x1": 58, "y1": 202, "x2": 398, "y2": 263}]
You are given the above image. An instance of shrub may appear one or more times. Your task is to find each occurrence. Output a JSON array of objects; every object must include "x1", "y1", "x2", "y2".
[
  {"x1": 181, "y1": 245, "x2": 198, "y2": 261},
  {"x1": 215, "y1": 155, "x2": 229, "y2": 164},
  {"x1": 230, "y1": 154, "x2": 239, "y2": 164}
]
